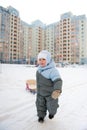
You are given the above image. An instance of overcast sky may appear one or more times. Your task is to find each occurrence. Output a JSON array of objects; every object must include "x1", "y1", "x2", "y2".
[{"x1": 1, "y1": 0, "x2": 87, "y2": 25}]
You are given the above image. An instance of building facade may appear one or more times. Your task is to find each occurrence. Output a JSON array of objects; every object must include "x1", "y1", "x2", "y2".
[{"x1": 0, "y1": 6, "x2": 87, "y2": 64}]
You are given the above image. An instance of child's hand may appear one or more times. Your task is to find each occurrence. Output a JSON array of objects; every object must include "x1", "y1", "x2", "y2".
[{"x1": 51, "y1": 90, "x2": 61, "y2": 99}]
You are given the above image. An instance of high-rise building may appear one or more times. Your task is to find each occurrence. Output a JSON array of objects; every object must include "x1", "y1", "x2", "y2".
[
  {"x1": 54, "y1": 12, "x2": 79, "y2": 64},
  {"x1": 31, "y1": 20, "x2": 45, "y2": 64},
  {"x1": 0, "y1": 6, "x2": 9, "y2": 63},
  {"x1": 45, "y1": 23, "x2": 55, "y2": 59},
  {"x1": 8, "y1": 6, "x2": 21, "y2": 63},
  {"x1": 0, "y1": 6, "x2": 22, "y2": 63},
  {"x1": 0, "y1": 5, "x2": 87, "y2": 64},
  {"x1": 77, "y1": 15, "x2": 87, "y2": 64},
  {"x1": 21, "y1": 21, "x2": 33, "y2": 64}
]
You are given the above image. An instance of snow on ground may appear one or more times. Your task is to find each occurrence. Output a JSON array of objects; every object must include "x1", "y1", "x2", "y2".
[{"x1": 0, "y1": 64, "x2": 87, "y2": 130}]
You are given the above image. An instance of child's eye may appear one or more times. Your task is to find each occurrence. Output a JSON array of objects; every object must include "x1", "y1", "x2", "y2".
[
  {"x1": 39, "y1": 58, "x2": 46, "y2": 61},
  {"x1": 42, "y1": 58, "x2": 46, "y2": 60}
]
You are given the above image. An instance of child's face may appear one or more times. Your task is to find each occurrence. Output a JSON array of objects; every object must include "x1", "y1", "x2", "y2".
[{"x1": 38, "y1": 58, "x2": 47, "y2": 67}]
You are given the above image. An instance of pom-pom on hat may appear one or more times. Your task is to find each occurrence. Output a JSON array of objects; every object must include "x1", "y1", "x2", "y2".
[{"x1": 38, "y1": 50, "x2": 51, "y2": 65}]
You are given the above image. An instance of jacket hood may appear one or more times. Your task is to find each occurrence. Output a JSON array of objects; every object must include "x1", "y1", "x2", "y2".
[{"x1": 38, "y1": 50, "x2": 51, "y2": 65}]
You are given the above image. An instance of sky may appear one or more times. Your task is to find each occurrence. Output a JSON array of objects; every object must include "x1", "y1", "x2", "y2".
[
  {"x1": 0, "y1": 0, "x2": 87, "y2": 25},
  {"x1": 0, "y1": 64, "x2": 87, "y2": 130}
]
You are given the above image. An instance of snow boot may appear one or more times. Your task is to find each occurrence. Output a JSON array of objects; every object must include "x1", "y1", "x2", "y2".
[
  {"x1": 49, "y1": 114, "x2": 54, "y2": 119},
  {"x1": 38, "y1": 117, "x2": 44, "y2": 123}
]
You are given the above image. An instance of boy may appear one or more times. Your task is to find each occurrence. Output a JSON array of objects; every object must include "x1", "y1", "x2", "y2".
[{"x1": 36, "y1": 50, "x2": 62, "y2": 123}]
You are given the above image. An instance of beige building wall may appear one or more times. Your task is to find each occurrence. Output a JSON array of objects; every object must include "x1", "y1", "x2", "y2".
[
  {"x1": 78, "y1": 15, "x2": 87, "y2": 64},
  {"x1": 31, "y1": 20, "x2": 45, "y2": 64},
  {"x1": 1, "y1": 5, "x2": 87, "y2": 64},
  {"x1": 55, "y1": 12, "x2": 79, "y2": 64},
  {"x1": 21, "y1": 21, "x2": 32, "y2": 64},
  {"x1": 0, "y1": 7, "x2": 9, "y2": 62},
  {"x1": 45, "y1": 24, "x2": 55, "y2": 59},
  {"x1": 9, "y1": 14, "x2": 21, "y2": 63}
]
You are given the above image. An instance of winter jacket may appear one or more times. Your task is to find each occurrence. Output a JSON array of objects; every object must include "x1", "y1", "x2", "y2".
[{"x1": 36, "y1": 60, "x2": 62, "y2": 97}]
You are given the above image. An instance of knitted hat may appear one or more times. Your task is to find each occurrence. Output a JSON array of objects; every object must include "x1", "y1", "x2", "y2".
[{"x1": 38, "y1": 50, "x2": 51, "y2": 64}]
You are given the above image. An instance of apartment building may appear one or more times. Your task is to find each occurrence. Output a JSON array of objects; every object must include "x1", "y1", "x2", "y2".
[
  {"x1": 77, "y1": 15, "x2": 87, "y2": 64},
  {"x1": 8, "y1": 6, "x2": 22, "y2": 63},
  {"x1": 0, "y1": 6, "x2": 22, "y2": 63},
  {"x1": 0, "y1": 6, "x2": 9, "y2": 63},
  {"x1": 0, "y1": 5, "x2": 87, "y2": 64},
  {"x1": 55, "y1": 12, "x2": 79, "y2": 64},
  {"x1": 21, "y1": 21, "x2": 33, "y2": 64},
  {"x1": 31, "y1": 20, "x2": 45, "y2": 64},
  {"x1": 45, "y1": 23, "x2": 55, "y2": 59}
]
